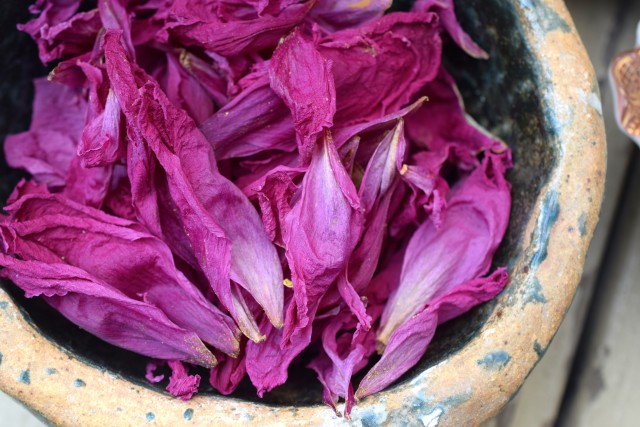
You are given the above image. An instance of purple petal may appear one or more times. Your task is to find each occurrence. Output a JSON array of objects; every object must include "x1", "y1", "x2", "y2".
[
  {"x1": 308, "y1": 0, "x2": 392, "y2": 32},
  {"x1": 412, "y1": 0, "x2": 488, "y2": 59},
  {"x1": 3, "y1": 184, "x2": 241, "y2": 356},
  {"x1": 162, "y1": 52, "x2": 216, "y2": 124},
  {"x1": 164, "y1": 0, "x2": 314, "y2": 56},
  {"x1": 378, "y1": 152, "x2": 511, "y2": 346},
  {"x1": 105, "y1": 30, "x2": 284, "y2": 338},
  {"x1": 246, "y1": 305, "x2": 313, "y2": 396},
  {"x1": 166, "y1": 360, "x2": 201, "y2": 400},
  {"x1": 318, "y1": 12, "x2": 441, "y2": 125},
  {"x1": 209, "y1": 351, "x2": 247, "y2": 395},
  {"x1": 356, "y1": 268, "x2": 509, "y2": 399},
  {"x1": 18, "y1": 3, "x2": 101, "y2": 64},
  {"x1": 145, "y1": 360, "x2": 165, "y2": 383},
  {"x1": 200, "y1": 65, "x2": 296, "y2": 160},
  {"x1": 283, "y1": 132, "x2": 363, "y2": 341},
  {"x1": 269, "y1": 27, "x2": 336, "y2": 162},
  {"x1": 0, "y1": 254, "x2": 217, "y2": 368}
]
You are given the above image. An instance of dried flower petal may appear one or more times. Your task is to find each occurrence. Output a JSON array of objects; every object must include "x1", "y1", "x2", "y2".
[
  {"x1": 0, "y1": 254, "x2": 217, "y2": 367},
  {"x1": 412, "y1": 0, "x2": 488, "y2": 59},
  {"x1": 356, "y1": 268, "x2": 508, "y2": 399},
  {"x1": 378, "y1": 152, "x2": 511, "y2": 346},
  {"x1": 270, "y1": 27, "x2": 336, "y2": 162},
  {"x1": 283, "y1": 131, "x2": 363, "y2": 342},
  {"x1": 105, "y1": 30, "x2": 284, "y2": 339}
]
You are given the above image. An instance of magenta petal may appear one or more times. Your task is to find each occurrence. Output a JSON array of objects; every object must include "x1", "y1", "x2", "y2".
[
  {"x1": 166, "y1": 360, "x2": 201, "y2": 401},
  {"x1": 4, "y1": 78, "x2": 84, "y2": 187},
  {"x1": 283, "y1": 132, "x2": 363, "y2": 341},
  {"x1": 0, "y1": 255, "x2": 217, "y2": 368},
  {"x1": 336, "y1": 275, "x2": 371, "y2": 334},
  {"x1": 79, "y1": 89, "x2": 124, "y2": 167},
  {"x1": 98, "y1": 0, "x2": 135, "y2": 56},
  {"x1": 3, "y1": 185, "x2": 241, "y2": 356},
  {"x1": 379, "y1": 152, "x2": 511, "y2": 345},
  {"x1": 308, "y1": 311, "x2": 374, "y2": 416},
  {"x1": 209, "y1": 352, "x2": 247, "y2": 395},
  {"x1": 164, "y1": 0, "x2": 314, "y2": 56},
  {"x1": 358, "y1": 121, "x2": 406, "y2": 215},
  {"x1": 406, "y1": 68, "x2": 504, "y2": 170},
  {"x1": 308, "y1": 0, "x2": 391, "y2": 32},
  {"x1": 246, "y1": 308, "x2": 313, "y2": 396},
  {"x1": 19, "y1": 4, "x2": 101, "y2": 64},
  {"x1": 356, "y1": 268, "x2": 509, "y2": 399},
  {"x1": 412, "y1": 0, "x2": 488, "y2": 59},
  {"x1": 200, "y1": 67, "x2": 296, "y2": 160},
  {"x1": 163, "y1": 53, "x2": 216, "y2": 124},
  {"x1": 145, "y1": 360, "x2": 165, "y2": 383},
  {"x1": 179, "y1": 51, "x2": 229, "y2": 108},
  {"x1": 318, "y1": 12, "x2": 441, "y2": 125},
  {"x1": 105, "y1": 30, "x2": 284, "y2": 338},
  {"x1": 347, "y1": 121, "x2": 406, "y2": 293},
  {"x1": 269, "y1": 27, "x2": 336, "y2": 162}
]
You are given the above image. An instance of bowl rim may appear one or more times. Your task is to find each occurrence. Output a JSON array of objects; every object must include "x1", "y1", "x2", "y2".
[{"x1": 0, "y1": 0, "x2": 606, "y2": 425}]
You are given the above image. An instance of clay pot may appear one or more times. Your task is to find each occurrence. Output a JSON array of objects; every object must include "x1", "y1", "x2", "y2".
[{"x1": 0, "y1": 0, "x2": 605, "y2": 425}]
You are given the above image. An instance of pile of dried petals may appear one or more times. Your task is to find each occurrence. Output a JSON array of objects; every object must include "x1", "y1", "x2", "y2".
[{"x1": 1, "y1": 0, "x2": 512, "y2": 415}]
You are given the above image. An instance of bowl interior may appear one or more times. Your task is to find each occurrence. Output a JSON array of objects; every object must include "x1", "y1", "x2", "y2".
[{"x1": 0, "y1": 0, "x2": 555, "y2": 406}]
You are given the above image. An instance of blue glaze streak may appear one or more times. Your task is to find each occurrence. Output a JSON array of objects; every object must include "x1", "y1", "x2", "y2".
[
  {"x1": 477, "y1": 351, "x2": 511, "y2": 371},
  {"x1": 146, "y1": 412, "x2": 155, "y2": 422},
  {"x1": 578, "y1": 213, "x2": 587, "y2": 236},
  {"x1": 184, "y1": 409, "x2": 194, "y2": 421},
  {"x1": 74, "y1": 379, "x2": 86, "y2": 388},
  {"x1": 0, "y1": 352, "x2": 3, "y2": 366},
  {"x1": 523, "y1": 277, "x2": 547, "y2": 304},
  {"x1": 530, "y1": 191, "x2": 560, "y2": 269},
  {"x1": 533, "y1": 341, "x2": 546, "y2": 358},
  {"x1": 46, "y1": 368, "x2": 58, "y2": 375},
  {"x1": 19, "y1": 370, "x2": 30, "y2": 384}
]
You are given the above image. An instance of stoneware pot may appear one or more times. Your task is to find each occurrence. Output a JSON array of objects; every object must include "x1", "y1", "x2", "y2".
[{"x1": 0, "y1": 0, "x2": 605, "y2": 425}]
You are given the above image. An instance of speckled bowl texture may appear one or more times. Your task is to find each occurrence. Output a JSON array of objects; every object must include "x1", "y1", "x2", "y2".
[{"x1": 0, "y1": 0, "x2": 605, "y2": 425}]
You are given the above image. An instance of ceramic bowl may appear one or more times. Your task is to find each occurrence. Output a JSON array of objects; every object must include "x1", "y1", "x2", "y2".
[{"x1": 0, "y1": 0, "x2": 605, "y2": 425}]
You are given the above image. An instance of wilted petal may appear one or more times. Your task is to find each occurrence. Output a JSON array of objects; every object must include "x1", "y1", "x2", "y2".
[
  {"x1": 318, "y1": 12, "x2": 440, "y2": 125},
  {"x1": 4, "y1": 129, "x2": 75, "y2": 188},
  {"x1": 105, "y1": 30, "x2": 284, "y2": 338},
  {"x1": 79, "y1": 89, "x2": 124, "y2": 167},
  {"x1": 0, "y1": 254, "x2": 217, "y2": 367},
  {"x1": 63, "y1": 156, "x2": 112, "y2": 207},
  {"x1": 200, "y1": 67, "x2": 296, "y2": 160},
  {"x1": 178, "y1": 51, "x2": 229, "y2": 107},
  {"x1": 145, "y1": 360, "x2": 165, "y2": 383},
  {"x1": 246, "y1": 305, "x2": 313, "y2": 396},
  {"x1": 412, "y1": 0, "x2": 488, "y2": 59},
  {"x1": 164, "y1": 0, "x2": 314, "y2": 56},
  {"x1": 269, "y1": 27, "x2": 336, "y2": 162},
  {"x1": 163, "y1": 53, "x2": 216, "y2": 124},
  {"x1": 98, "y1": 0, "x2": 135, "y2": 56},
  {"x1": 345, "y1": 121, "x2": 406, "y2": 295},
  {"x1": 4, "y1": 78, "x2": 85, "y2": 187},
  {"x1": 308, "y1": 0, "x2": 391, "y2": 32},
  {"x1": 406, "y1": 68, "x2": 504, "y2": 170},
  {"x1": 166, "y1": 360, "x2": 201, "y2": 400},
  {"x1": 378, "y1": 152, "x2": 511, "y2": 346},
  {"x1": 283, "y1": 131, "x2": 363, "y2": 341},
  {"x1": 356, "y1": 268, "x2": 509, "y2": 399},
  {"x1": 3, "y1": 184, "x2": 241, "y2": 356},
  {"x1": 19, "y1": 3, "x2": 101, "y2": 64},
  {"x1": 336, "y1": 274, "x2": 371, "y2": 334},
  {"x1": 209, "y1": 351, "x2": 247, "y2": 395}
]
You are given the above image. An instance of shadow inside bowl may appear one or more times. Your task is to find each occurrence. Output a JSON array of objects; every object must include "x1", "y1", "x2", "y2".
[{"x1": 0, "y1": 0, "x2": 556, "y2": 407}]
